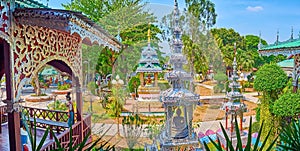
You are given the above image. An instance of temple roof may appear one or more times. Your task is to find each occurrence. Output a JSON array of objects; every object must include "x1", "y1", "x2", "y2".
[
  {"x1": 13, "y1": 8, "x2": 122, "y2": 51},
  {"x1": 16, "y1": 0, "x2": 49, "y2": 8},
  {"x1": 259, "y1": 38, "x2": 300, "y2": 56},
  {"x1": 277, "y1": 58, "x2": 294, "y2": 68}
]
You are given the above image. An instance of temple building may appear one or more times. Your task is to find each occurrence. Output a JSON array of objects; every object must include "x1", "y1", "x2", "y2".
[
  {"x1": 259, "y1": 28, "x2": 300, "y2": 93},
  {"x1": 136, "y1": 25, "x2": 162, "y2": 100},
  {"x1": 158, "y1": 0, "x2": 200, "y2": 150}
]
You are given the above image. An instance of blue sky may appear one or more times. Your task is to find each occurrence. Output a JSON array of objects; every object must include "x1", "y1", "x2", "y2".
[{"x1": 43, "y1": 0, "x2": 300, "y2": 44}]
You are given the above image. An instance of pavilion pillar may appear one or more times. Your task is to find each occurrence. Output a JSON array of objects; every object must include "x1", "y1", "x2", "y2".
[
  {"x1": 75, "y1": 76, "x2": 82, "y2": 121},
  {"x1": 139, "y1": 72, "x2": 144, "y2": 87},
  {"x1": 154, "y1": 72, "x2": 158, "y2": 87},
  {"x1": 3, "y1": 41, "x2": 21, "y2": 151}
]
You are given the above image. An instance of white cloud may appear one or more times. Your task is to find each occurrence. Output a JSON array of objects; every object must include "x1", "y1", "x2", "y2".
[{"x1": 246, "y1": 6, "x2": 263, "y2": 12}]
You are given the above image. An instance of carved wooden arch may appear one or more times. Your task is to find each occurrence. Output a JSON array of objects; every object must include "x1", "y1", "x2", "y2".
[{"x1": 13, "y1": 24, "x2": 83, "y2": 101}]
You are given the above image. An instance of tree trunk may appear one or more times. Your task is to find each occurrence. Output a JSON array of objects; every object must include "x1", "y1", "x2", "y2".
[{"x1": 34, "y1": 75, "x2": 41, "y2": 96}]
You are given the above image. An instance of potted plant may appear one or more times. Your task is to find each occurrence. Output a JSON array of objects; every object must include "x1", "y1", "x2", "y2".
[{"x1": 128, "y1": 76, "x2": 140, "y2": 100}]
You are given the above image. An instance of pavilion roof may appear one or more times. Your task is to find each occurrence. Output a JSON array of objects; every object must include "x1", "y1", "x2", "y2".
[
  {"x1": 13, "y1": 8, "x2": 122, "y2": 51},
  {"x1": 259, "y1": 38, "x2": 300, "y2": 56}
]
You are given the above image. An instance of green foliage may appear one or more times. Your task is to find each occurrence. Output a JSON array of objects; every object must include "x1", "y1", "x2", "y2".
[
  {"x1": 273, "y1": 93, "x2": 300, "y2": 117},
  {"x1": 251, "y1": 121, "x2": 260, "y2": 133},
  {"x1": 277, "y1": 118, "x2": 300, "y2": 151},
  {"x1": 63, "y1": 0, "x2": 142, "y2": 22},
  {"x1": 57, "y1": 84, "x2": 70, "y2": 90},
  {"x1": 213, "y1": 72, "x2": 227, "y2": 93},
  {"x1": 185, "y1": 0, "x2": 217, "y2": 29},
  {"x1": 282, "y1": 78, "x2": 293, "y2": 93},
  {"x1": 255, "y1": 106, "x2": 260, "y2": 122},
  {"x1": 128, "y1": 76, "x2": 140, "y2": 93},
  {"x1": 47, "y1": 100, "x2": 68, "y2": 111},
  {"x1": 205, "y1": 117, "x2": 277, "y2": 151},
  {"x1": 106, "y1": 86, "x2": 126, "y2": 118},
  {"x1": 122, "y1": 114, "x2": 145, "y2": 150},
  {"x1": 254, "y1": 64, "x2": 287, "y2": 99},
  {"x1": 96, "y1": 47, "x2": 113, "y2": 77},
  {"x1": 214, "y1": 72, "x2": 227, "y2": 82}
]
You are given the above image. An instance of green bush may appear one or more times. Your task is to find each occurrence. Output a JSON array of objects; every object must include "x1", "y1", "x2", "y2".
[
  {"x1": 128, "y1": 76, "x2": 140, "y2": 93},
  {"x1": 57, "y1": 84, "x2": 70, "y2": 90},
  {"x1": 47, "y1": 100, "x2": 68, "y2": 111}
]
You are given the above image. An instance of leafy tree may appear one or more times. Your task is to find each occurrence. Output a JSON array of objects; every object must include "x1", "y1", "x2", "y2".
[
  {"x1": 106, "y1": 76, "x2": 126, "y2": 136},
  {"x1": 161, "y1": 1, "x2": 219, "y2": 76},
  {"x1": 273, "y1": 93, "x2": 300, "y2": 118},
  {"x1": 95, "y1": 47, "x2": 115, "y2": 78},
  {"x1": 63, "y1": 0, "x2": 141, "y2": 22},
  {"x1": 254, "y1": 64, "x2": 287, "y2": 100},
  {"x1": 185, "y1": 0, "x2": 217, "y2": 29},
  {"x1": 254, "y1": 63, "x2": 288, "y2": 148},
  {"x1": 213, "y1": 72, "x2": 227, "y2": 93},
  {"x1": 210, "y1": 28, "x2": 245, "y2": 67},
  {"x1": 64, "y1": 0, "x2": 163, "y2": 79}
]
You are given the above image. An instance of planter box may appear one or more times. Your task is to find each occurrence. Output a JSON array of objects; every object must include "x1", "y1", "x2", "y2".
[
  {"x1": 52, "y1": 89, "x2": 72, "y2": 95},
  {"x1": 26, "y1": 95, "x2": 52, "y2": 102},
  {"x1": 244, "y1": 88, "x2": 254, "y2": 92}
]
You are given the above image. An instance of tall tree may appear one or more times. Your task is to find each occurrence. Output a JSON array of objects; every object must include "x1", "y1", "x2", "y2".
[
  {"x1": 185, "y1": 0, "x2": 217, "y2": 29},
  {"x1": 254, "y1": 64, "x2": 288, "y2": 147},
  {"x1": 63, "y1": 0, "x2": 141, "y2": 22},
  {"x1": 64, "y1": 0, "x2": 163, "y2": 79}
]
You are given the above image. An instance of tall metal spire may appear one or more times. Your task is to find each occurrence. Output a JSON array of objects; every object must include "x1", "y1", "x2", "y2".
[
  {"x1": 276, "y1": 29, "x2": 279, "y2": 45},
  {"x1": 258, "y1": 31, "x2": 262, "y2": 50},
  {"x1": 291, "y1": 26, "x2": 294, "y2": 41},
  {"x1": 226, "y1": 43, "x2": 243, "y2": 101}
]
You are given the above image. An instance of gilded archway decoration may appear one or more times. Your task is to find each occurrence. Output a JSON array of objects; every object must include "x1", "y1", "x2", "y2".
[{"x1": 13, "y1": 24, "x2": 82, "y2": 100}]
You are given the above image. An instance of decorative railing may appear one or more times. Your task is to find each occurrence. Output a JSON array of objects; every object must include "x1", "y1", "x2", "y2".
[
  {"x1": 22, "y1": 106, "x2": 76, "y2": 132},
  {"x1": 0, "y1": 104, "x2": 7, "y2": 134},
  {"x1": 23, "y1": 106, "x2": 72, "y2": 122},
  {"x1": 0, "y1": 104, "x2": 7, "y2": 124},
  {"x1": 41, "y1": 114, "x2": 92, "y2": 151}
]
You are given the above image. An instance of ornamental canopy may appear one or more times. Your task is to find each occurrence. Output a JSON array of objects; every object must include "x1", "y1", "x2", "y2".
[{"x1": 13, "y1": 8, "x2": 122, "y2": 51}]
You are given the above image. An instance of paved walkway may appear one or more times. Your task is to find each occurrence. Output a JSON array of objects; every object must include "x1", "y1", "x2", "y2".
[{"x1": 91, "y1": 116, "x2": 256, "y2": 137}]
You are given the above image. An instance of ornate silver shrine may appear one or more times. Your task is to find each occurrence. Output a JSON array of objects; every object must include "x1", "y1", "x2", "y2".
[{"x1": 158, "y1": 0, "x2": 200, "y2": 150}]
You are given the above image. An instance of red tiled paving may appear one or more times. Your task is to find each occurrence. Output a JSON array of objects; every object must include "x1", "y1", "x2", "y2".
[{"x1": 0, "y1": 123, "x2": 57, "y2": 151}]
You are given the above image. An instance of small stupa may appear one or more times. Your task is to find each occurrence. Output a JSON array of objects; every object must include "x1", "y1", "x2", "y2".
[
  {"x1": 136, "y1": 24, "x2": 162, "y2": 101},
  {"x1": 219, "y1": 43, "x2": 247, "y2": 149}
]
